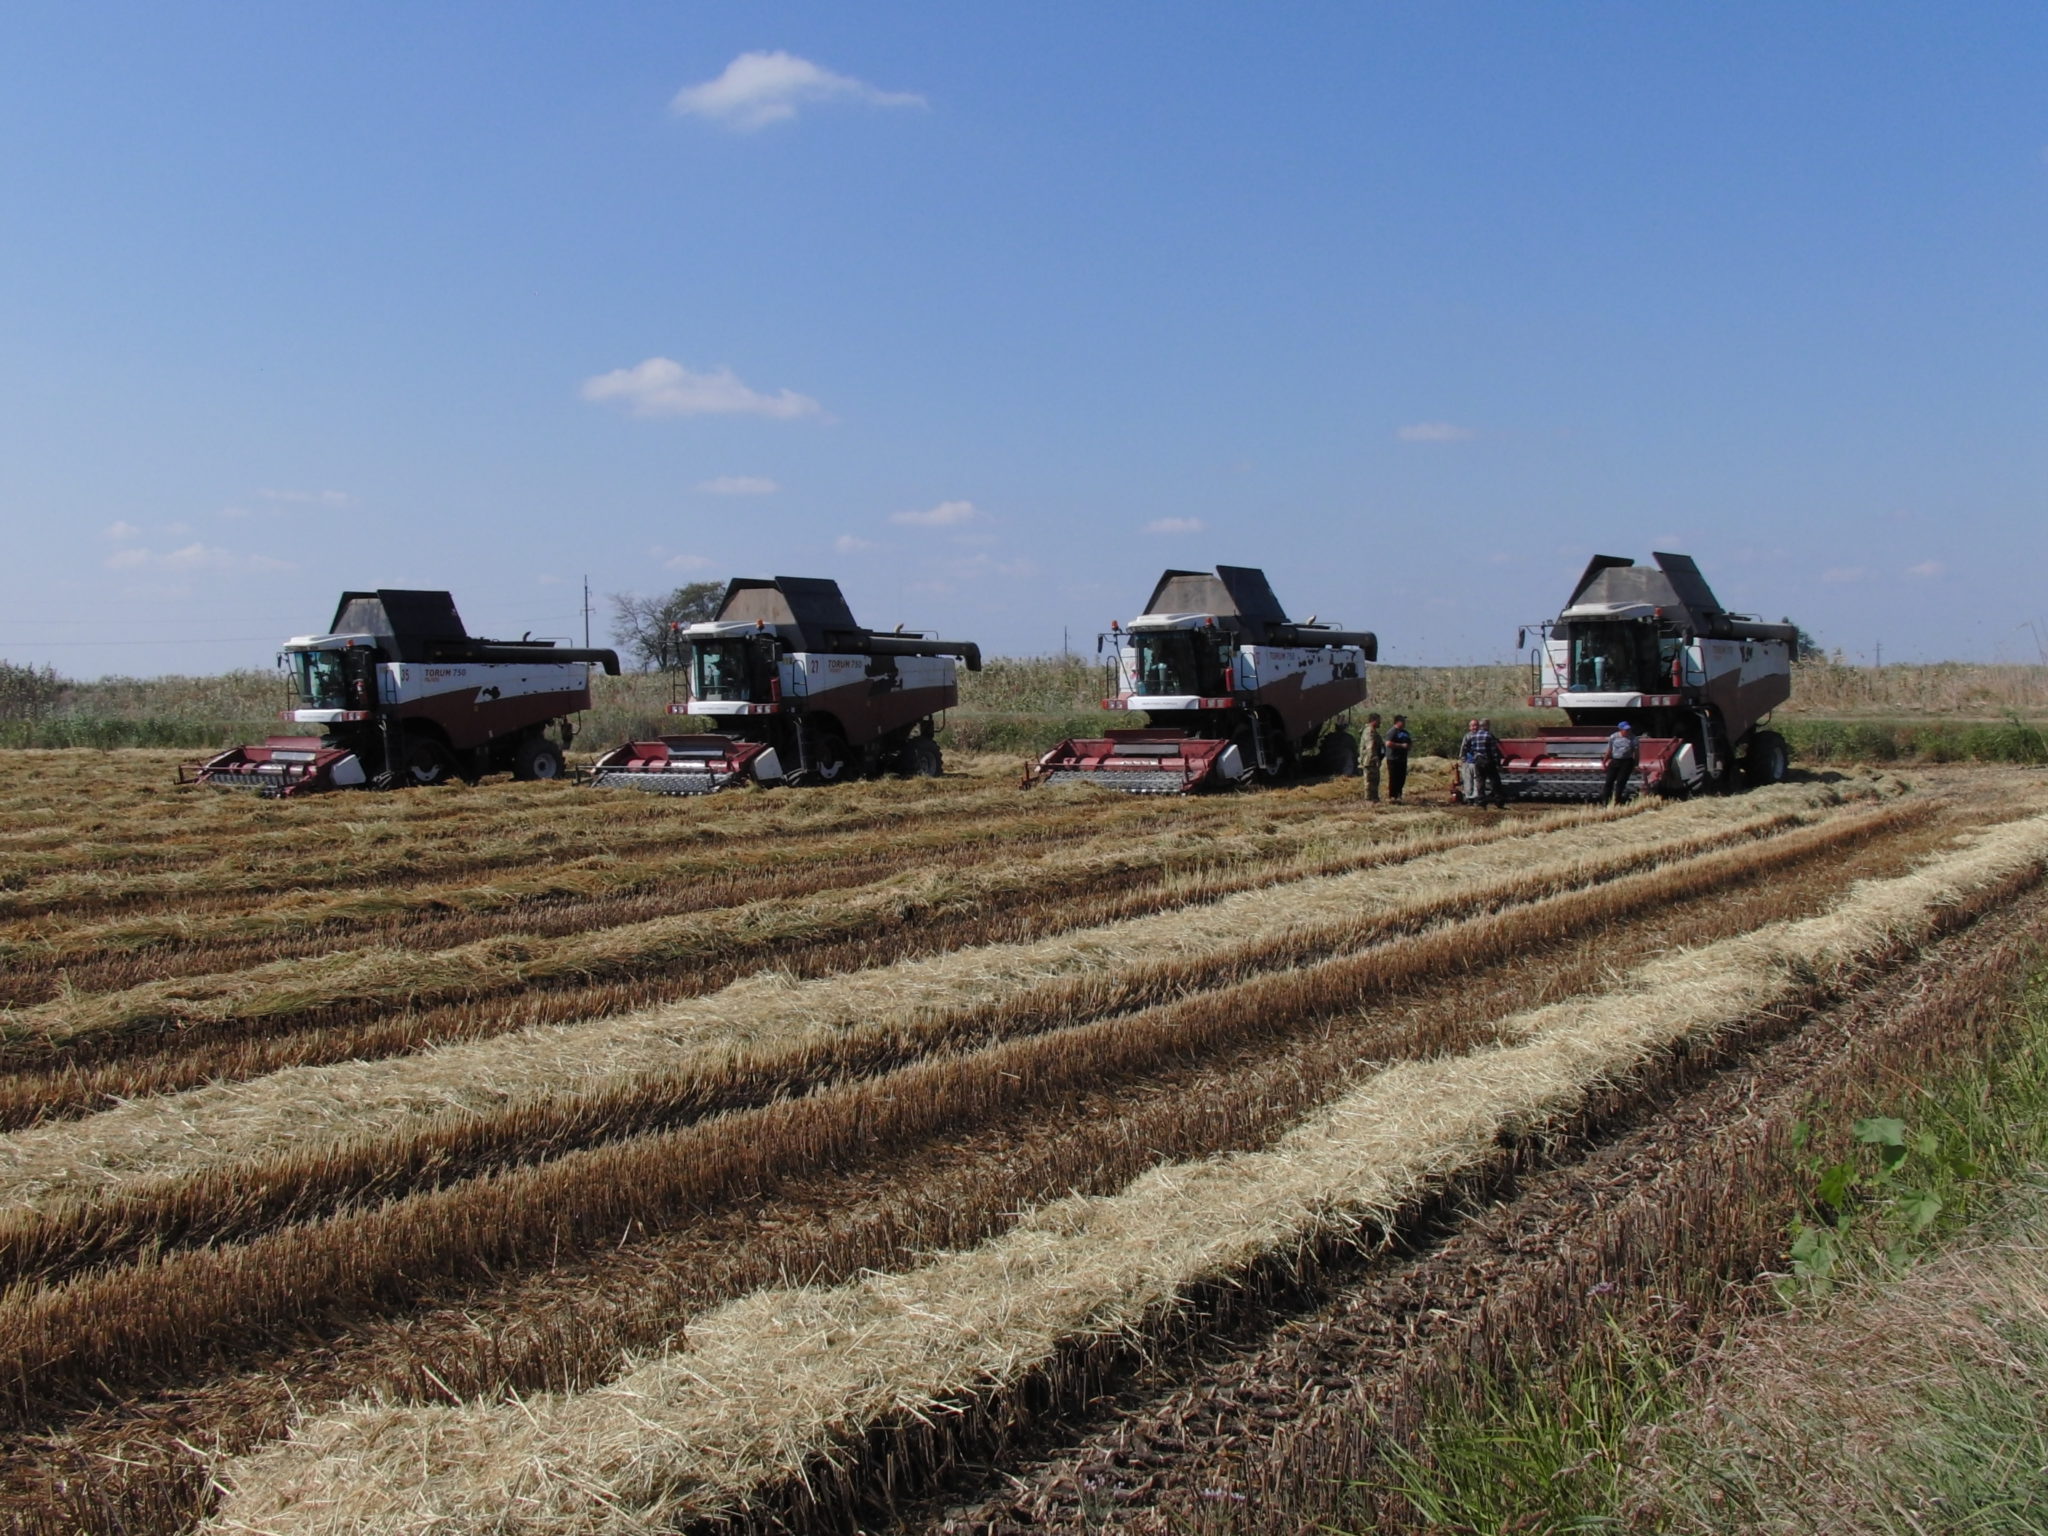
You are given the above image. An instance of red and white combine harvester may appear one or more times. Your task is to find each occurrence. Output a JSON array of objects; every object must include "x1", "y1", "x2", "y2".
[
  {"x1": 188, "y1": 590, "x2": 620, "y2": 797},
  {"x1": 1028, "y1": 565, "x2": 1375, "y2": 794},
  {"x1": 589, "y1": 576, "x2": 981, "y2": 794},
  {"x1": 1483, "y1": 552, "x2": 1798, "y2": 803}
]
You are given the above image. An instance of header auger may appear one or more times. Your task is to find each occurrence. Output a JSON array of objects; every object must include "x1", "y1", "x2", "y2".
[
  {"x1": 1026, "y1": 565, "x2": 1376, "y2": 793},
  {"x1": 187, "y1": 590, "x2": 620, "y2": 797},
  {"x1": 589, "y1": 576, "x2": 980, "y2": 794},
  {"x1": 1478, "y1": 552, "x2": 1799, "y2": 803}
]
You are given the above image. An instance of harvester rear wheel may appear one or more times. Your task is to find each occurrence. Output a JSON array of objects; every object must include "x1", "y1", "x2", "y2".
[
  {"x1": 512, "y1": 736, "x2": 565, "y2": 782},
  {"x1": 899, "y1": 737, "x2": 943, "y2": 778},
  {"x1": 400, "y1": 734, "x2": 454, "y2": 788}
]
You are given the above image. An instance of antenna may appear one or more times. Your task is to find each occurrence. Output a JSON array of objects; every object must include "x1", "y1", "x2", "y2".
[{"x1": 582, "y1": 575, "x2": 591, "y2": 649}]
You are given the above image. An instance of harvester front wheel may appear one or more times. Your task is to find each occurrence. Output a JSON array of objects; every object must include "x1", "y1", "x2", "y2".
[
  {"x1": 796, "y1": 725, "x2": 851, "y2": 786},
  {"x1": 513, "y1": 736, "x2": 565, "y2": 782},
  {"x1": 1744, "y1": 731, "x2": 1790, "y2": 786},
  {"x1": 400, "y1": 734, "x2": 454, "y2": 788},
  {"x1": 1315, "y1": 729, "x2": 1360, "y2": 779},
  {"x1": 899, "y1": 737, "x2": 943, "y2": 778}
]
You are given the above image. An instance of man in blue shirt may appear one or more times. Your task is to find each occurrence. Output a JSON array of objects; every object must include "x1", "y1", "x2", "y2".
[
  {"x1": 1385, "y1": 715, "x2": 1413, "y2": 802},
  {"x1": 1602, "y1": 721, "x2": 1638, "y2": 805}
]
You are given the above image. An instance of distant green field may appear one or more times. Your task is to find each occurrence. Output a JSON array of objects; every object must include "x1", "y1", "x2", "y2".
[{"x1": 2, "y1": 656, "x2": 2044, "y2": 764}]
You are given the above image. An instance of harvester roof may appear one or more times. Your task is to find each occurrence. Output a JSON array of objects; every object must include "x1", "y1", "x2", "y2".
[
  {"x1": 1136, "y1": 566, "x2": 1377, "y2": 657},
  {"x1": 313, "y1": 589, "x2": 620, "y2": 671},
  {"x1": 700, "y1": 576, "x2": 982, "y2": 669},
  {"x1": 1561, "y1": 553, "x2": 1797, "y2": 645}
]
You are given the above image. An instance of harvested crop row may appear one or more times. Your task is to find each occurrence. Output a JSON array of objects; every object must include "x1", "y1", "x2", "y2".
[
  {"x1": 0, "y1": 802, "x2": 1913, "y2": 1413},
  {"x1": 938, "y1": 888, "x2": 2048, "y2": 1536},
  {"x1": 0, "y1": 776, "x2": 1139, "y2": 922},
  {"x1": 0, "y1": 791, "x2": 1848, "y2": 1222},
  {"x1": 0, "y1": 809, "x2": 1412, "y2": 1011},
  {"x1": 202, "y1": 812, "x2": 2048, "y2": 1533},
  {"x1": 0, "y1": 800, "x2": 1566, "y2": 1124},
  {"x1": 0, "y1": 790, "x2": 1671, "y2": 1058},
  {"x1": 5, "y1": 815, "x2": 1946, "y2": 1536},
  {"x1": 0, "y1": 789, "x2": 1428, "y2": 981},
  {"x1": 0, "y1": 782, "x2": 1846, "y2": 1051}
]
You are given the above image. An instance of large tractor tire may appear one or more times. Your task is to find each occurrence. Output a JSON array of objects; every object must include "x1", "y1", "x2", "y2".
[
  {"x1": 1744, "y1": 730, "x2": 1790, "y2": 786},
  {"x1": 1315, "y1": 729, "x2": 1361, "y2": 779},
  {"x1": 794, "y1": 724, "x2": 852, "y2": 786},
  {"x1": 512, "y1": 735, "x2": 566, "y2": 782},
  {"x1": 400, "y1": 733, "x2": 455, "y2": 788},
  {"x1": 898, "y1": 737, "x2": 943, "y2": 778}
]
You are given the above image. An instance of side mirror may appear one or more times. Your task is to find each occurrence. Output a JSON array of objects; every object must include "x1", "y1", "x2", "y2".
[
  {"x1": 1516, "y1": 628, "x2": 1526, "y2": 651},
  {"x1": 1095, "y1": 633, "x2": 1105, "y2": 655}
]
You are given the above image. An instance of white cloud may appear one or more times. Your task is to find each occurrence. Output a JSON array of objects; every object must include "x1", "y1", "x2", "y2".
[
  {"x1": 834, "y1": 533, "x2": 877, "y2": 553},
  {"x1": 672, "y1": 51, "x2": 925, "y2": 131},
  {"x1": 664, "y1": 553, "x2": 713, "y2": 572},
  {"x1": 164, "y1": 520, "x2": 193, "y2": 535},
  {"x1": 1397, "y1": 422, "x2": 1476, "y2": 443},
  {"x1": 890, "y1": 499, "x2": 978, "y2": 527},
  {"x1": 1144, "y1": 516, "x2": 1205, "y2": 535},
  {"x1": 106, "y1": 543, "x2": 293, "y2": 574},
  {"x1": 582, "y1": 358, "x2": 822, "y2": 420},
  {"x1": 1906, "y1": 560, "x2": 1946, "y2": 578},
  {"x1": 1821, "y1": 565, "x2": 1870, "y2": 584},
  {"x1": 696, "y1": 475, "x2": 780, "y2": 496},
  {"x1": 100, "y1": 520, "x2": 143, "y2": 542}
]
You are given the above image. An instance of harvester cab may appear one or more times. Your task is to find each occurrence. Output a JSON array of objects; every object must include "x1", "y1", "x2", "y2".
[
  {"x1": 1027, "y1": 565, "x2": 1376, "y2": 793},
  {"x1": 1482, "y1": 552, "x2": 1798, "y2": 803},
  {"x1": 590, "y1": 576, "x2": 981, "y2": 794},
  {"x1": 186, "y1": 590, "x2": 621, "y2": 797}
]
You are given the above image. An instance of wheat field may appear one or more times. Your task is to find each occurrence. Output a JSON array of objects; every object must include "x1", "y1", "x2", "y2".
[{"x1": 0, "y1": 747, "x2": 2040, "y2": 1533}]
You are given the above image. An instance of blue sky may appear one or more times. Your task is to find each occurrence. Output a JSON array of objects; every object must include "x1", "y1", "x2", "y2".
[{"x1": 3, "y1": 3, "x2": 2045, "y2": 676}]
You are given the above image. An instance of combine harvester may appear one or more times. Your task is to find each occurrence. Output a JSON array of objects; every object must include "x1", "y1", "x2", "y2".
[
  {"x1": 1027, "y1": 565, "x2": 1375, "y2": 794},
  {"x1": 189, "y1": 590, "x2": 620, "y2": 796},
  {"x1": 589, "y1": 576, "x2": 981, "y2": 794},
  {"x1": 1485, "y1": 551, "x2": 1798, "y2": 802}
]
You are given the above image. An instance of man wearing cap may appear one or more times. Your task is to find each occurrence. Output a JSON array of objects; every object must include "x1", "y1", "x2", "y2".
[
  {"x1": 1602, "y1": 721, "x2": 1638, "y2": 805},
  {"x1": 1361, "y1": 713, "x2": 1385, "y2": 802}
]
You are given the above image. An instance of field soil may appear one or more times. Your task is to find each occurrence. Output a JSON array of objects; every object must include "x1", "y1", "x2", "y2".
[{"x1": 0, "y1": 750, "x2": 2042, "y2": 1534}]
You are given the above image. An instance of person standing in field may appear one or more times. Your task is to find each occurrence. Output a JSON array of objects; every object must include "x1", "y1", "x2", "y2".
[
  {"x1": 1602, "y1": 720, "x2": 1638, "y2": 805},
  {"x1": 1385, "y1": 715, "x2": 1412, "y2": 801},
  {"x1": 1361, "y1": 713, "x2": 1385, "y2": 802},
  {"x1": 1471, "y1": 717, "x2": 1507, "y2": 808},
  {"x1": 1457, "y1": 718, "x2": 1480, "y2": 804}
]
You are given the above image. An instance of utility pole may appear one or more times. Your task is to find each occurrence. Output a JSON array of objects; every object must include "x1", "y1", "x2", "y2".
[{"x1": 582, "y1": 575, "x2": 591, "y2": 648}]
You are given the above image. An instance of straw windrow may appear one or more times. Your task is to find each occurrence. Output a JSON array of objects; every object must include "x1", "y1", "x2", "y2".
[
  {"x1": 0, "y1": 786, "x2": 1856, "y2": 1216},
  {"x1": 205, "y1": 810, "x2": 2048, "y2": 1534}
]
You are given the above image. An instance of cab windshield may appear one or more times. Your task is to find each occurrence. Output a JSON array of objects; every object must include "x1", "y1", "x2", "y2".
[
  {"x1": 1129, "y1": 631, "x2": 1227, "y2": 697},
  {"x1": 1563, "y1": 622, "x2": 1660, "y2": 693},
  {"x1": 689, "y1": 640, "x2": 758, "y2": 701},
  {"x1": 288, "y1": 650, "x2": 349, "y2": 710}
]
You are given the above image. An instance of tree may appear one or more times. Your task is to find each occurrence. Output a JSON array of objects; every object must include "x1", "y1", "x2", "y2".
[{"x1": 610, "y1": 582, "x2": 726, "y2": 670}]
